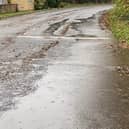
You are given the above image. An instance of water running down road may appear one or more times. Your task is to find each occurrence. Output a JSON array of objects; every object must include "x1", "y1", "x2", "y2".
[{"x1": 0, "y1": 5, "x2": 129, "y2": 129}]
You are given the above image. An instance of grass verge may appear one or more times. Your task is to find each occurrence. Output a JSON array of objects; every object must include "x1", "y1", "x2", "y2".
[
  {"x1": 103, "y1": 9, "x2": 129, "y2": 47},
  {"x1": 0, "y1": 10, "x2": 35, "y2": 20}
]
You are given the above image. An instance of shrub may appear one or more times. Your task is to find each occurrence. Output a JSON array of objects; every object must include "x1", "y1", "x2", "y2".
[
  {"x1": 44, "y1": 0, "x2": 60, "y2": 8},
  {"x1": 34, "y1": 0, "x2": 45, "y2": 10}
]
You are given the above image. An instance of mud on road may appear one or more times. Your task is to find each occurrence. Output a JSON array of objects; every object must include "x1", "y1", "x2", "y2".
[{"x1": 1, "y1": 5, "x2": 129, "y2": 129}]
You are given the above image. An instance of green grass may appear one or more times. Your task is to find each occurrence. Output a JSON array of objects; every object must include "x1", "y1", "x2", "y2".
[
  {"x1": 0, "y1": 10, "x2": 35, "y2": 20},
  {"x1": 108, "y1": 9, "x2": 129, "y2": 44}
]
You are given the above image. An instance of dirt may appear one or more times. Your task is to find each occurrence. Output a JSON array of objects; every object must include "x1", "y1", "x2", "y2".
[{"x1": 99, "y1": 12, "x2": 110, "y2": 30}]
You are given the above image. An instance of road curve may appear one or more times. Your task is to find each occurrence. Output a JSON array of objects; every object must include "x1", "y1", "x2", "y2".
[{"x1": 0, "y1": 5, "x2": 129, "y2": 129}]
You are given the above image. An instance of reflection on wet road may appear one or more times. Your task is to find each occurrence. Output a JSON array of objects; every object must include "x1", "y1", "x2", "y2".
[{"x1": 0, "y1": 5, "x2": 129, "y2": 129}]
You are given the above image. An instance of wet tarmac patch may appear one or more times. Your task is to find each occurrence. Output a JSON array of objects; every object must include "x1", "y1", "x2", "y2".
[{"x1": 0, "y1": 39, "x2": 59, "y2": 112}]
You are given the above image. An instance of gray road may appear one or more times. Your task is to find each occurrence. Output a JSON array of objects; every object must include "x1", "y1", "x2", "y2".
[{"x1": 0, "y1": 5, "x2": 129, "y2": 129}]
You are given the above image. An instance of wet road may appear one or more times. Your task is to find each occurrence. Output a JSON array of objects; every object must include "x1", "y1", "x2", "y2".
[{"x1": 0, "y1": 5, "x2": 129, "y2": 129}]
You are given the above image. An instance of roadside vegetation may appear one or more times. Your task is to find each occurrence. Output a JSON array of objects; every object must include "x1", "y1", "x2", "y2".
[
  {"x1": 34, "y1": 0, "x2": 112, "y2": 9},
  {"x1": 107, "y1": 0, "x2": 129, "y2": 45},
  {"x1": 0, "y1": 10, "x2": 35, "y2": 19}
]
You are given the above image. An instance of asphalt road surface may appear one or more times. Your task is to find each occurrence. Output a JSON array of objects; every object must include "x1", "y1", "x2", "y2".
[{"x1": 0, "y1": 5, "x2": 129, "y2": 129}]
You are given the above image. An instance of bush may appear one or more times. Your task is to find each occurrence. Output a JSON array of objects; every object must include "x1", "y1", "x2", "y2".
[
  {"x1": 34, "y1": 0, "x2": 45, "y2": 10},
  {"x1": 44, "y1": 0, "x2": 60, "y2": 8},
  {"x1": 58, "y1": 2, "x2": 72, "y2": 8}
]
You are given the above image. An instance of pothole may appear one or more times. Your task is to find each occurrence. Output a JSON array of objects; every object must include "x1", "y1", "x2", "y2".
[{"x1": 44, "y1": 19, "x2": 68, "y2": 36}]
